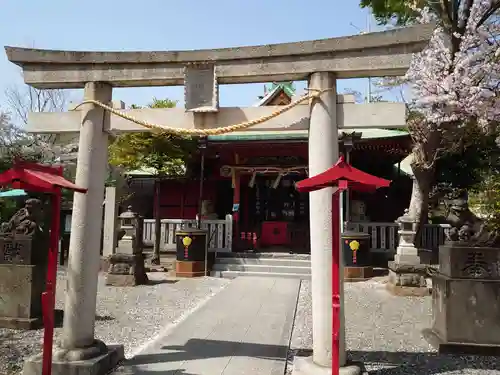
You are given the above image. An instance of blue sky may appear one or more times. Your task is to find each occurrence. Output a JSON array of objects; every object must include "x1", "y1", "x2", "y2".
[{"x1": 0, "y1": 0, "x2": 402, "y2": 114}]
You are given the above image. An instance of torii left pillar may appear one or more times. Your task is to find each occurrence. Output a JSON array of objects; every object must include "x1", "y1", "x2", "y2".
[{"x1": 25, "y1": 82, "x2": 125, "y2": 375}]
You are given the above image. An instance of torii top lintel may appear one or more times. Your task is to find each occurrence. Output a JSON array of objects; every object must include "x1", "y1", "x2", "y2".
[
  {"x1": 3, "y1": 24, "x2": 434, "y2": 89},
  {"x1": 295, "y1": 155, "x2": 391, "y2": 193},
  {"x1": 0, "y1": 161, "x2": 87, "y2": 194}
]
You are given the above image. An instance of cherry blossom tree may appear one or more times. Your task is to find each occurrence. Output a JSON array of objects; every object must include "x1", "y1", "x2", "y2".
[
  {"x1": 403, "y1": 0, "x2": 500, "y2": 233},
  {"x1": 0, "y1": 108, "x2": 76, "y2": 170}
]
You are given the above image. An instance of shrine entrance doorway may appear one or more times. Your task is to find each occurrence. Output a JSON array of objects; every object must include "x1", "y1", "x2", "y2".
[{"x1": 238, "y1": 173, "x2": 310, "y2": 253}]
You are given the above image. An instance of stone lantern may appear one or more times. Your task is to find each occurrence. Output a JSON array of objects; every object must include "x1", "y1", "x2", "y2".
[
  {"x1": 387, "y1": 209, "x2": 428, "y2": 296},
  {"x1": 105, "y1": 206, "x2": 148, "y2": 286},
  {"x1": 117, "y1": 206, "x2": 143, "y2": 253},
  {"x1": 395, "y1": 209, "x2": 419, "y2": 263}
]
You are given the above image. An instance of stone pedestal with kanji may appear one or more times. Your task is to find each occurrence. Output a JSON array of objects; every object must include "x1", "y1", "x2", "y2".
[
  {"x1": 0, "y1": 199, "x2": 49, "y2": 329},
  {"x1": 423, "y1": 243, "x2": 500, "y2": 355}
]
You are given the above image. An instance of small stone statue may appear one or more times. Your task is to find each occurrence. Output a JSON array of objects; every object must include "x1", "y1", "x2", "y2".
[
  {"x1": 445, "y1": 197, "x2": 500, "y2": 247},
  {"x1": 0, "y1": 198, "x2": 43, "y2": 236}
]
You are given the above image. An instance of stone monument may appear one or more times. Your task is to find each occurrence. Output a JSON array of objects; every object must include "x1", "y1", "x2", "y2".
[
  {"x1": 387, "y1": 209, "x2": 430, "y2": 296},
  {"x1": 106, "y1": 206, "x2": 148, "y2": 286},
  {"x1": 422, "y1": 196, "x2": 500, "y2": 355},
  {"x1": 0, "y1": 198, "x2": 48, "y2": 329}
]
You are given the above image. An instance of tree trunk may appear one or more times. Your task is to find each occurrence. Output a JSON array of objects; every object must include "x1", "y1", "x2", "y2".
[
  {"x1": 408, "y1": 165, "x2": 434, "y2": 248},
  {"x1": 151, "y1": 179, "x2": 161, "y2": 265}
]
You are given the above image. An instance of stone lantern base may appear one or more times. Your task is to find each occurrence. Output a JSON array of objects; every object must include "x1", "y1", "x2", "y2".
[
  {"x1": 386, "y1": 261, "x2": 431, "y2": 297},
  {"x1": 386, "y1": 210, "x2": 432, "y2": 296},
  {"x1": 105, "y1": 253, "x2": 148, "y2": 286}
]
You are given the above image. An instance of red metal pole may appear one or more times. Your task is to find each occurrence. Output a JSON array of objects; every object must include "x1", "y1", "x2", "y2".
[
  {"x1": 331, "y1": 191, "x2": 340, "y2": 375},
  {"x1": 42, "y1": 191, "x2": 61, "y2": 375}
]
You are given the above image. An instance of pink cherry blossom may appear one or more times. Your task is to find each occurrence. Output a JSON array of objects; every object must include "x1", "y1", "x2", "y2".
[
  {"x1": 406, "y1": 1, "x2": 499, "y2": 131},
  {"x1": 1, "y1": 109, "x2": 77, "y2": 164}
]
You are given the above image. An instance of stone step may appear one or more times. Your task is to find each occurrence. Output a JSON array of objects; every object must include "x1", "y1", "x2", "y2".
[
  {"x1": 215, "y1": 257, "x2": 311, "y2": 268},
  {"x1": 212, "y1": 263, "x2": 311, "y2": 275},
  {"x1": 211, "y1": 270, "x2": 311, "y2": 280},
  {"x1": 216, "y1": 252, "x2": 311, "y2": 260}
]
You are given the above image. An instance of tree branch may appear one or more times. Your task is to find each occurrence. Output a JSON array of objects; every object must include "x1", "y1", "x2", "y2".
[{"x1": 4, "y1": 84, "x2": 69, "y2": 126}]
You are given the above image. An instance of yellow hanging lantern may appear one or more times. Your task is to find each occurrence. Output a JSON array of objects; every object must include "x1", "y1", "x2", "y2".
[
  {"x1": 349, "y1": 240, "x2": 360, "y2": 251},
  {"x1": 182, "y1": 236, "x2": 192, "y2": 247}
]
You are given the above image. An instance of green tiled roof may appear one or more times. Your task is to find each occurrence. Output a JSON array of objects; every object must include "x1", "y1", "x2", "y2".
[
  {"x1": 124, "y1": 167, "x2": 158, "y2": 176},
  {"x1": 267, "y1": 82, "x2": 295, "y2": 97},
  {"x1": 207, "y1": 128, "x2": 409, "y2": 142}
]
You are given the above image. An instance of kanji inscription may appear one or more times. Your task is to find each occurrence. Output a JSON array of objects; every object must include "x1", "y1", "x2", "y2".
[
  {"x1": 184, "y1": 64, "x2": 218, "y2": 112},
  {"x1": 462, "y1": 251, "x2": 490, "y2": 278},
  {"x1": 0, "y1": 239, "x2": 26, "y2": 264}
]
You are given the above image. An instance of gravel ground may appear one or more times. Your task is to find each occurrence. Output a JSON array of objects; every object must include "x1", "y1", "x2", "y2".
[
  {"x1": 0, "y1": 269, "x2": 230, "y2": 375},
  {"x1": 286, "y1": 279, "x2": 500, "y2": 375}
]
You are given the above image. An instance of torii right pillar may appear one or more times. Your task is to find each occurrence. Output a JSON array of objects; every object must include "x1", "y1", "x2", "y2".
[{"x1": 294, "y1": 72, "x2": 362, "y2": 375}]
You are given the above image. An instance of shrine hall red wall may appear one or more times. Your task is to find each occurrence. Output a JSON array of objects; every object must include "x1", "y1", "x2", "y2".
[{"x1": 154, "y1": 179, "x2": 218, "y2": 219}]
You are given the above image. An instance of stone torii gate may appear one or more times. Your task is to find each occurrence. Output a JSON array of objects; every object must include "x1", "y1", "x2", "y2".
[{"x1": 5, "y1": 23, "x2": 432, "y2": 375}]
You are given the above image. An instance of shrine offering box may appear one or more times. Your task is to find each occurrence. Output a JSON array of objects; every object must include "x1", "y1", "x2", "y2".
[
  {"x1": 175, "y1": 228, "x2": 208, "y2": 277},
  {"x1": 261, "y1": 221, "x2": 289, "y2": 247}
]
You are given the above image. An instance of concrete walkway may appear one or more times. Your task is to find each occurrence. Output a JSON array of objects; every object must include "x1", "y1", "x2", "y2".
[{"x1": 116, "y1": 277, "x2": 301, "y2": 375}]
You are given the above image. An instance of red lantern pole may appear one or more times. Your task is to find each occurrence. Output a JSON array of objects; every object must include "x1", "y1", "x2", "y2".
[
  {"x1": 331, "y1": 191, "x2": 340, "y2": 375},
  {"x1": 41, "y1": 190, "x2": 61, "y2": 375}
]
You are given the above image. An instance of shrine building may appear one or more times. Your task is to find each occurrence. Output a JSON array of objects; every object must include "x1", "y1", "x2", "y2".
[{"x1": 127, "y1": 83, "x2": 415, "y2": 255}]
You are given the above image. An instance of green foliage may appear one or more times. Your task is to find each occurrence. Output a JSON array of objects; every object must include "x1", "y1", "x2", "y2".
[
  {"x1": 108, "y1": 98, "x2": 196, "y2": 176},
  {"x1": 463, "y1": 126, "x2": 500, "y2": 231},
  {"x1": 470, "y1": 173, "x2": 500, "y2": 231},
  {"x1": 430, "y1": 125, "x2": 500, "y2": 226},
  {"x1": 359, "y1": 0, "x2": 427, "y2": 25},
  {"x1": 0, "y1": 197, "x2": 18, "y2": 222},
  {"x1": 435, "y1": 126, "x2": 500, "y2": 189}
]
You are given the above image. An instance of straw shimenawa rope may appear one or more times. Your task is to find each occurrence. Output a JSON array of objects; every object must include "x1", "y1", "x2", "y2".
[{"x1": 71, "y1": 88, "x2": 332, "y2": 136}]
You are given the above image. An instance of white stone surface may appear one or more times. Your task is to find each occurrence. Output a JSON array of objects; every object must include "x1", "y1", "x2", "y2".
[
  {"x1": 26, "y1": 102, "x2": 407, "y2": 134},
  {"x1": 6, "y1": 24, "x2": 434, "y2": 89},
  {"x1": 61, "y1": 82, "x2": 113, "y2": 349},
  {"x1": 102, "y1": 186, "x2": 118, "y2": 257},
  {"x1": 308, "y1": 72, "x2": 340, "y2": 368},
  {"x1": 395, "y1": 230, "x2": 420, "y2": 265}
]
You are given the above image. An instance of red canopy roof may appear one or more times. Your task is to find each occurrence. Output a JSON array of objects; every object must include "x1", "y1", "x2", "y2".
[
  {"x1": 296, "y1": 155, "x2": 391, "y2": 193},
  {"x1": 0, "y1": 161, "x2": 87, "y2": 194}
]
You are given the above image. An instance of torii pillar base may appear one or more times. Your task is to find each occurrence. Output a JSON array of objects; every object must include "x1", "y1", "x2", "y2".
[
  {"x1": 23, "y1": 341, "x2": 124, "y2": 375},
  {"x1": 292, "y1": 357, "x2": 366, "y2": 375}
]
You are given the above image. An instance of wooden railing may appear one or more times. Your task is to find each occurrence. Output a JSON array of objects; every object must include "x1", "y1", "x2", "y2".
[
  {"x1": 143, "y1": 217, "x2": 450, "y2": 254},
  {"x1": 143, "y1": 214, "x2": 233, "y2": 252},
  {"x1": 346, "y1": 222, "x2": 451, "y2": 253}
]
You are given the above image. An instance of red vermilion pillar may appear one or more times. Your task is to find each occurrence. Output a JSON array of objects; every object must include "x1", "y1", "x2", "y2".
[
  {"x1": 331, "y1": 191, "x2": 341, "y2": 375},
  {"x1": 41, "y1": 191, "x2": 61, "y2": 375}
]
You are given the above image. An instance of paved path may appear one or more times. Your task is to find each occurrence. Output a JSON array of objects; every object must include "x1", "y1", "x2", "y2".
[{"x1": 117, "y1": 277, "x2": 301, "y2": 375}]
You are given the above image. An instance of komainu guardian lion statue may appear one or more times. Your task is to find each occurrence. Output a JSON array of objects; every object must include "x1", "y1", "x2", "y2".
[{"x1": 0, "y1": 198, "x2": 43, "y2": 236}]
